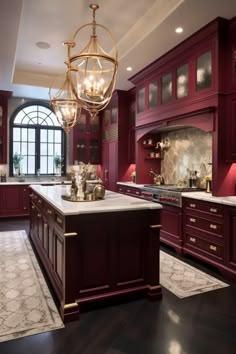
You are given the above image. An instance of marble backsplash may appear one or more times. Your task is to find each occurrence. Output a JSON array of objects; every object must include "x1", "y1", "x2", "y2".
[{"x1": 160, "y1": 127, "x2": 212, "y2": 187}]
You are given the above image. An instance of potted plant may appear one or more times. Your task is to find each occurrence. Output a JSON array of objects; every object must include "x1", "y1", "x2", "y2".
[
  {"x1": 13, "y1": 152, "x2": 24, "y2": 176},
  {"x1": 53, "y1": 154, "x2": 63, "y2": 176}
]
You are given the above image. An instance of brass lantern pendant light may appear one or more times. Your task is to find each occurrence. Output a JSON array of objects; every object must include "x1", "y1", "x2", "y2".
[
  {"x1": 66, "y1": 3, "x2": 118, "y2": 119},
  {"x1": 49, "y1": 68, "x2": 81, "y2": 134}
]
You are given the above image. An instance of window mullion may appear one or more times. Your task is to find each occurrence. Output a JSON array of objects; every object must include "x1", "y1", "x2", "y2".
[{"x1": 36, "y1": 127, "x2": 40, "y2": 173}]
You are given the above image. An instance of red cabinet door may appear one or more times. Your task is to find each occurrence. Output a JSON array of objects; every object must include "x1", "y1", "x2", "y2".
[
  {"x1": 0, "y1": 91, "x2": 12, "y2": 164},
  {"x1": 102, "y1": 141, "x2": 117, "y2": 191},
  {"x1": 71, "y1": 111, "x2": 101, "y2": 164},
  {"x1": 0, "y1": 185, "x2": 30, "y2": 217}
]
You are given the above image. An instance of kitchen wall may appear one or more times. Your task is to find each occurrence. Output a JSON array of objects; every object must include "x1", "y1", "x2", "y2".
[{"x1": 160, "y1": 127, "x2": 212, "y2": 187}]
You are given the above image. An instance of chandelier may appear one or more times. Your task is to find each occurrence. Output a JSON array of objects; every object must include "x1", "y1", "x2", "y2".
[
  {"x1": 64, "y1": 3, "x2": 118, "y2": 119},
  {"x1": 49, "y1": 67, "x2": 81, "y2": 134}
]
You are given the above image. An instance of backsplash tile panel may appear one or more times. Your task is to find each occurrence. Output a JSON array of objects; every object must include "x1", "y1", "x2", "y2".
[{"x1": 161, "y1": 127, "x2": 212, "y2": 187}]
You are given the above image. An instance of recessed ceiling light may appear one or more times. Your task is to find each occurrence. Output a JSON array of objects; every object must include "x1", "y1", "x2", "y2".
[
  {"x1": 175, "y1": 27, "x2": 183, "y2": 34},
  {"x1": 126, "y1": 67, "x2": 133, "y2": 71},
  {"x1": 36, "y1": 41, "x2": 51, "y2": 49}
]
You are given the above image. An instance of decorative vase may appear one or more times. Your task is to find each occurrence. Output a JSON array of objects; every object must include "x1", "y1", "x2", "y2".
[
  {"x1": 55, "y1": 167, "x2": 61, "y2": 176},
  {"x1": 14, "y1": 166, "x2": 20, "y2": 176}
]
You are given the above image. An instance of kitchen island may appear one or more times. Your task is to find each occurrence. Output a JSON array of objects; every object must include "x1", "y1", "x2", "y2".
[{"x1": 29, "y1": 185, "x2": 162, "y2": 322}]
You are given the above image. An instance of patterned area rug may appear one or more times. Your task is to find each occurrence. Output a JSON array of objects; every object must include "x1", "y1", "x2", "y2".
[
  {"x1": 160, "y1": 250, "x2": 229, "y2": 298},
  {"x1": 0, "y1": 230, "x2": 64, "y2": 343}
]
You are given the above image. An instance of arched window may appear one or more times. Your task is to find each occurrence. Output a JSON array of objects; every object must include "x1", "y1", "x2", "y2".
[{"x1": 10, "y1": 101, "x2": 66, "y2": 176}]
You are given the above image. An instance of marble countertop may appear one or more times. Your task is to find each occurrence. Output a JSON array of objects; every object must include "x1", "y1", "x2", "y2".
[
  {"x1": 182, "y1": 191, "x2": 236, "y2": 206},
  {"x1": 0, "y1": 181, "x2": 72, "y2": 185},
  {"x1": 117, "y1": 182, "x2": 145, "y2": 188},
  {"x1": 30, "y1": 185, "x2": 162, "y2": 215}
]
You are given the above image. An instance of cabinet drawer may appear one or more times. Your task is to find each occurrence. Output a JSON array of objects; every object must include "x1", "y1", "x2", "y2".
[
  {"x1": 184, "y1": 199, "x2": 224, "y2": 217},
  {"x1": 186, "y1": 214, "x2": 224, "y2": 237},
  {"x1": 185, "y1": 233, "x2": 224, "y2": 259}
]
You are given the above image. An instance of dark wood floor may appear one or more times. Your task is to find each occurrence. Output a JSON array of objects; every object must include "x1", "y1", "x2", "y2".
[{"x1": 1, "y1": 218, "x2": 236, "y2": 354}]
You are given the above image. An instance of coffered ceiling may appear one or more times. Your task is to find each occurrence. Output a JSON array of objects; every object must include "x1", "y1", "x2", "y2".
[{"x1": 1, "y1": 0, "x2": 236, "y2": 100}]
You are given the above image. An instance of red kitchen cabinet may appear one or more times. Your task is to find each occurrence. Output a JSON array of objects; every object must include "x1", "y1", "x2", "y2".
[
  {"x1": 0, "y1": 185, "x2": 30, "y2": 217},
  {"x1": 128, "y1": 89, "x2": 136, "y2": 164},
  {"x1": 182, "y1": 197, "x2": 226, "y2": 271},
  {"x1": 101, "y1": 90, "x2": 130, "y2": 191},
  {"x1": 225, "y1": 93, "x2": 236, "y2": 162},
  {"x1": 0, "y1": 90, "x2": 12, "y2": 164},
  {"x1": 70, "y1": 110, "x2": 101, "y2": 164},
  {"x1": 160, "y1": 205, "x2": 183, "y2": 255}
]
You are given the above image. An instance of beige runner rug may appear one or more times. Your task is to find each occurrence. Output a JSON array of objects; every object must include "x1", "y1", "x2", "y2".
[
  {"x1": 0, "y1": 230, "x2": 64, "y2": 343},
  {"x1": 160, "y1": 250, "x2": 229, "y2": 298}
]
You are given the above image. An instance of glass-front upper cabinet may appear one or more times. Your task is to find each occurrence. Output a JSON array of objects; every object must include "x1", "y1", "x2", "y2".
[
  {"x1": 137, "y1": 87, "x2": 145, "y2": 113},
  {"x1": 176, "y1": 64, "x2": 189, "y2": 99},
  {"x1": 161, "y1": 73, "x2": 172, "y2": 104},
  {"x1": 148, "y1": 81, "x2": 158, "y2": 109},
  {"x1": 77, "y1": 113, "x2": 86, "y2": 132},
  {"x1": 196, "y1": 51, "x2": 212, "y2": 91},
  {"x1": 111, "y1": 107, "x2": 118, "y2": 124}
]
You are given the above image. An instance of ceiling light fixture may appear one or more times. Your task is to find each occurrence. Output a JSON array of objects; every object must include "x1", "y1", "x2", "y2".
[
  {"x1": 49, "y1": 67, "x2": 81, "y2": 134},
  {"x1": 175, "y1": 27, "x2": 183, "y2": 34},
  {"x1": 64, "y1": 3, "x2": 118, "y2": 119},
  {"x1": 126, "y1": 67, "x2": 133, "y2": 71}
]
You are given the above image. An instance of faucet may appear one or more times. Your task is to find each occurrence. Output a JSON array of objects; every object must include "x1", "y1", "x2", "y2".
[{"x1": 149, "y1": 169, "x2": 164, "y2": 185}]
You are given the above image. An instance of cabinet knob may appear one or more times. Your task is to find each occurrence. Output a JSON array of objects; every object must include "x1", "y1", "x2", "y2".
[
  {"x1": 190, "y1": 237, "x2": 196, "y2": 243},
  {"x1": 47, "y1": 209, "x2": 52, "y2": 215},
  {"x1": 57, "y1": 216, "x2": 63, "y2": 224},
  {"x1": 190, "y1": 203, "x2": 196, "y2": 208},
  {"x1": 210, "y1": 224, "x2": 217, "y2": 230},
  {"x1": 209, "y1": 245, "x2": 217, "y2": 252},
  {"x1": 37, "y1": 213, "x2": 41, "y2": 218},
  {"x1": 32, "y1": 205, "x2": 35, "y2": 209},
  {"x1": 24, "y1": 207, "x2": 27, "y2": 210},
  {"x1": 190, "y1": 217, "x2": 196, "y2": 223},
  {"x1": 210, "y1": 208, "x2": 217, "y2": 213}
]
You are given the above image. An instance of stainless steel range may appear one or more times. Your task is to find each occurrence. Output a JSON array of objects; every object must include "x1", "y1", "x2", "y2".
[{"x1": 141, "y1": 184, "x2": 205, "y2": 207}]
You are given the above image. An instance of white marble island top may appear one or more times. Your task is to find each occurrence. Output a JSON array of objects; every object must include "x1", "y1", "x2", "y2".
[{"x1": 30, "y1": 185, "x2": 162, "y2": 216}]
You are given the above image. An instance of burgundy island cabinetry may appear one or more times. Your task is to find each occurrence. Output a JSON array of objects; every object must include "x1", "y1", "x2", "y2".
[{"x1": 29, "y1": 185, "x2": 162, "y2": 322}]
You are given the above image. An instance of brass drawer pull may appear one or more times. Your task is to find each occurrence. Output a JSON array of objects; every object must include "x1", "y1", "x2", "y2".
[
  {"x1": 190, "y1": 203, "x2": 196, "y2": 208},
  {"x1": 210, "y1": 224, "x2": 217, "y2": 230},
  {"x1": 210, "y1": 208, "x2": 217, "y2": 213},
  {"x1": 190, "y1": 217, "x2": 196, "y2": 223},
  {"x1": 57, "y1": 216, "x2": 63, "y2": 224},
  {"x1": 209, "y1": 245, "x2": 217, "y2": 252},
  {"x1": 47, "y1": 209, "x2": 52, "y2": 215},
  {"x1": 190, "y1": 237, "x2": 196, "y2": 243},
  {"x1": 149, "y1": 224, "x2": 161, "y2": 229}
]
